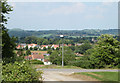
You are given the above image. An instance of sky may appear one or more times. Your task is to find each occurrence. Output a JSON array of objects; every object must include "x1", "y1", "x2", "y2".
[{"x1": 6, "y1": 2, "x2": 118, "y2": 30}]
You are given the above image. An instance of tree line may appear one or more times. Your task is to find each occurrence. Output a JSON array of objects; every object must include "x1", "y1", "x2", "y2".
[{"x1": 15, "y1": 36, "x2": 98, "y2": 45}]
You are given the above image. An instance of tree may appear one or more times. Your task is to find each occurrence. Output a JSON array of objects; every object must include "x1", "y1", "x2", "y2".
[
  {"x1": 1, "y1": 0, "x2": 16, "y2": 63},
  {"x1": 43, "y1": 47, "x2": 47, "y2": 51},
  {"x1": 30, "y1": 47, "x2": 33, "y2": 50},
  {"x1": 69, "y1": 46, "x2": 75, "y2": 51},
  {"x1": 25, "y1": 45, "x2": 28, "y2": 50},
  {"x1": 74, "y1": 34, "x2": 120, "y2": 69},
  {"x1": 34, "y1": 47, "x2": 38, "y2": 50},
  {"x1": 26, "y1": 50, "x2": 31, "y2": 55},
  {"x1": 89, "y1": 34, "x2": 120, "y2": 68},
  {"x1": 25, "y1": 36, "x2": 37, "y2": 44},
  {"x1": 47, "y1": 49, "x2": 52, "y2": 55},
  {"x1": 17, "y1": 49, "x2": 23, "y2": 56},
  {"x1": 84, "y1": 48, "x2": 94, "y2": 56},
  {"x1": 56, "y1": 47, "x2": 59, "y2": 50},
  {"x1": 75, "y1": 43, "x2": 92, "y2": 54},
  {"x1": 64, "y1": 47, "x2": 76, "y2": 65},
  {"x1": 49, "y1": 47, "x2": 76, "y2": 66},
  {"x1": 49, "y1": 51, "x2": 60, "y2": 65},
  {"x1": 42, "y1": 39, "x2": 49, "y2": 45},
  {"x1": 52, "y1": 47, "x2": 54, "y2": 50},
  {"x1": 48, "y1": 46, "x2": 51, "y2": 50}
]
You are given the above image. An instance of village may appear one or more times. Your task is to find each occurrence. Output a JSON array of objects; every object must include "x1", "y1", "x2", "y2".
[{"x1": 16, "y1": 43, "x2": 86, "y2": 65}]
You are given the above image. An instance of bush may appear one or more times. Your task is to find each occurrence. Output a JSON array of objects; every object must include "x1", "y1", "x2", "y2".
[
  {"x1": 30, "y1": 60, "x2": 44, "y2": 64},
  {"x1": 2, "y1": 61, "x2": 43, "y2": 81},
  {"x1": 73, "y1": 56, "x2": 94, "y2": 69}
]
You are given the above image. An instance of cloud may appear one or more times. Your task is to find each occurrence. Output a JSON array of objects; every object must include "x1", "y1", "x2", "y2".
[
  {"x1": 48, "y1": 3, "x2": 86, "y2": 15},
  {"x1": 84, "y1": 2, "x2": 115, "y2": 20}
]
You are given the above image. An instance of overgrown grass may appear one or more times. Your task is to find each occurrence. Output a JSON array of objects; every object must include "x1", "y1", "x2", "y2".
[{"x1": 74, "y1": 72, "x2": 119, "y2": 82}]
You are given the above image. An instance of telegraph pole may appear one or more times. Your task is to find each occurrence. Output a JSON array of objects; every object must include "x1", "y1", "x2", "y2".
[{"x1": 60, "y1": 35, "x2": 64, "y2": 67}]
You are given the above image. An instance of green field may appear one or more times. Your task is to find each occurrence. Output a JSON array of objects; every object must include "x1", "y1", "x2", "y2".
[
  {"x1": 36, "y1": 34, "x2": 52, "y2": 38},
  {"x1": 74, "y1": 72, "x2": 119, "y2": 82}
]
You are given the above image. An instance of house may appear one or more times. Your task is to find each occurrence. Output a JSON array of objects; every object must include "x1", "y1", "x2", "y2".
[
  {"x1": 41, "y1": 45, "x2": 49, "y2": 50},
  {"x1": 28, "y1": 44, "x2": 38, "y2": 49},
  {"x1": 59, "y1": 44, "x2": 68, "y2": 47},
  {"x1": 16, "y1": 43, "x2": 40, "y2": 49},
  {"x1": 16, "y1": 44, "x2": 26, "y2": 49},
  {"x1": 64, "y1": 44, "x2": 67, "y2": 46},
  {"x1": 44, "y1": 59, "x2": 52, "y2": 65},
  {"x1": 24, "y1": 51, "x2": 52, "y2": 65},
  {"x1": 31, "y1": 51, "x2": 40, "y2": 55},
  {"x1": 24, "y1": 54, "x2": 44, "y2": 62},
  {"x1": 16, "y1": 45, "x2": 21, "y2": 49},
  {"x1": 24, "y1": 55, "x2": 32, "y2": 60},
  {"x1": 35, "y1": 45, "x2": 40, "y2": 48},
  {"x1": 32, "y1": 54, "x2": 44, "y2": 62},
  {"x1": 51, "y1": 44, "x2": 59, "y2": 49}
]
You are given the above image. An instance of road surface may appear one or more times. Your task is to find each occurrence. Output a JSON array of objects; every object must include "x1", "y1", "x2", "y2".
[
  {"x1": 42, "y1": 71, "x2": 83, "y2": 81},
  {"x1": 37, "y1": 69, "x2": 118, "y2": 73},
  {"x1": 37, "y1": 69, "x2": 118, "y2": 82}
]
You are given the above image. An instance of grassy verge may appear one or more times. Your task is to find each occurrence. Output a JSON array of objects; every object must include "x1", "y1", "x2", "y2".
[
  {"x1": 33, "y1": 64, "x2": 83, "y2": 69},
  {"x1": 74, "y1": 72, "x2": 119, "y2": 82}
]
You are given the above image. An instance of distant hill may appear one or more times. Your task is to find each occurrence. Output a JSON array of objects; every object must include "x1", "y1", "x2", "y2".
[{"x1": 8, "y1": 28, "x2": 118, "y2": 38}]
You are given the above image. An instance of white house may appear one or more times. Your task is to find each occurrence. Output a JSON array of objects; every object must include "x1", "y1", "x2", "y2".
[
  {"x1": 41, "y1": 45, "x2": 49, "y2": 50},
  {"x1": 51, "y1": 44, "x2": 59, "y2": 49},
  {"x1": 44, "y1": 59, "x2": 52, "y2": 65},
  {"x1": 28, "y1": 44, "x2": 38, "y2": 49}
]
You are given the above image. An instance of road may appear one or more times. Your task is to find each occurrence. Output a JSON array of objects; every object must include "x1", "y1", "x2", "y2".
[
  {"x1": 42, "y1": 71, "x2": 83, "y2": 81},
  {"x1": 37, "y1": 69, "x2": 118, "y2": 73},
  {"x1": 37, "y1": 69, "x2": 118, "y2": 82}
]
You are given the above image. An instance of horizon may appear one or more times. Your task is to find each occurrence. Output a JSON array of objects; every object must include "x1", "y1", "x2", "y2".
[{"x1": 9, "y1": 28, "x2": 118, "y2": 31}]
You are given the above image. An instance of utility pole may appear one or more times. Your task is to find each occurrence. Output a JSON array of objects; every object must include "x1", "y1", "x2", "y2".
[{"x1": 60, "y1": 35, "x2": 64, "y2": 67}]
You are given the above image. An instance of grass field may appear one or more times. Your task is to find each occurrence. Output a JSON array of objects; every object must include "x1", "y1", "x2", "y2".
[
  {"x1": 36, "y1": 34, "x2": 52, "y2": 38},
  {"x1": 74, "y1": 72, "x2": 119, "y2": 82}
]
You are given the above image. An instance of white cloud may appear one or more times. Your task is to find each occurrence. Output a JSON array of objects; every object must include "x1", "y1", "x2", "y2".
[{"x1": 48, "y1": 3, "x2": 86, "y2": 15}]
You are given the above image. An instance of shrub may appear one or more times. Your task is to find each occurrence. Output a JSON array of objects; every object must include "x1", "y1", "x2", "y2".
[
  {"x1": 30, "y1": 60, "x2": 44, "y2": 64},
  {"x1": 73, "y1": 56, "x2": 94, "y2": 69},
  {"x1": 2, "y1": 61, "x2": 43, "y2": 81}
]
